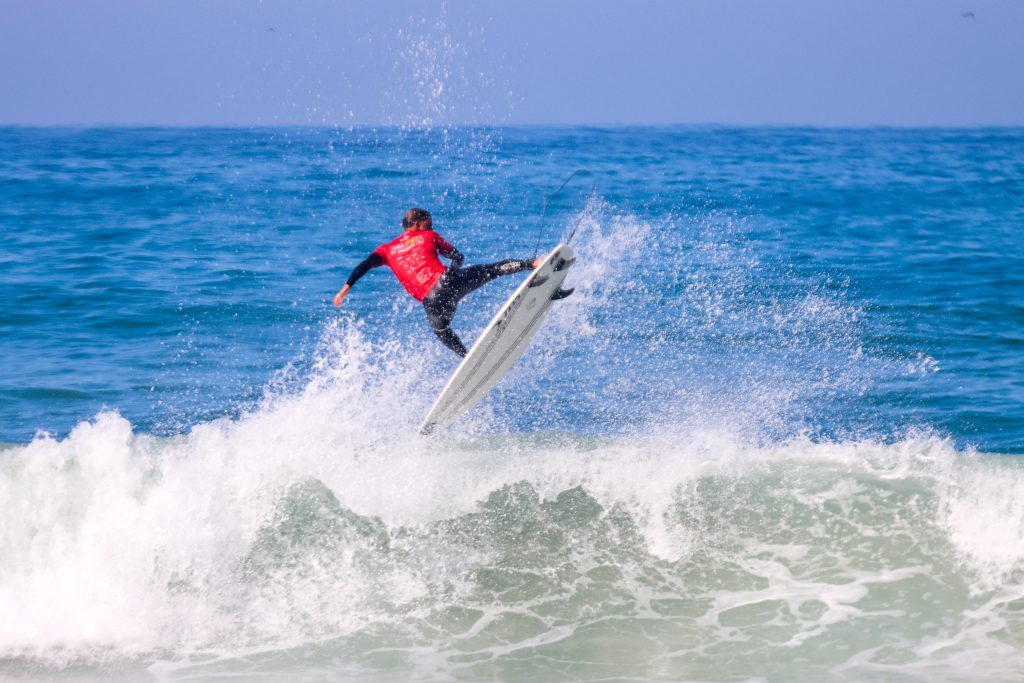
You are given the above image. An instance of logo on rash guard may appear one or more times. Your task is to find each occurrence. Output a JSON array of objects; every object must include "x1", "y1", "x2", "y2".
[{"x1": 391, "y1": 235, "x2": 424, "y2": 254}]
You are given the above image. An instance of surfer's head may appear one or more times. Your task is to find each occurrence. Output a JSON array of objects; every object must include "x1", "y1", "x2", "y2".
[{"x1": 403, "y1": 208, "x2": 432, "y2": 230}]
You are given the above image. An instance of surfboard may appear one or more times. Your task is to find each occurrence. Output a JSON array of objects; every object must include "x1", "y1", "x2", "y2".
[{"x1": 419, "y1": 244, "x2": 576, "y2": 435}]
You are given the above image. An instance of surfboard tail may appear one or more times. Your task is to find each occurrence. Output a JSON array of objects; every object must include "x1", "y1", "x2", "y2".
[{"x1": 417, "y1": 244, "x2": 575, "y2": 435}]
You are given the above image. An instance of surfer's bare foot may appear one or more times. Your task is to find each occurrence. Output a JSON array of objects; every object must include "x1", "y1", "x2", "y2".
[{"x1": 532, "y1": 258, "x2": 542, "y2": 268}]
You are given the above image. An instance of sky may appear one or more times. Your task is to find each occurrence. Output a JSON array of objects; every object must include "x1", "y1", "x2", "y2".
[{"x1": 1, "y1": 0, "x2": 1021, "y2": 127}]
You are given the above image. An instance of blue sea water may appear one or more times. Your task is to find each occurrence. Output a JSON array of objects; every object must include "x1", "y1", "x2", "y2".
[{"x1": 2, "y1": 125, "x2": 1024, "y2": 682}]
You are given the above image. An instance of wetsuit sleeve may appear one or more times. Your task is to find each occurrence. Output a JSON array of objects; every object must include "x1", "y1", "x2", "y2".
[
  {"x1": 345, "y1": 252, "x2": 384, "y2": 287},
  {"x1": 435, "y1": 234, "x2": 464, "y2": 269}
]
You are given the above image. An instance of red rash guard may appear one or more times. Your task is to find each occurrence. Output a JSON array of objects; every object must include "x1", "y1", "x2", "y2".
[{"x1": 373, "y1": 230, "x2": 457, "y2": 301}]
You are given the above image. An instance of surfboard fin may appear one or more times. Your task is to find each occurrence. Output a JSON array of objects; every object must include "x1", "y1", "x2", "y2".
[{"x1": 551, "y1": 287, "x2": 574, "y2": 301}]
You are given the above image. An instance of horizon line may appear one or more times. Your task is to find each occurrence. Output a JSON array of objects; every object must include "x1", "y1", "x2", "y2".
[{"x1": 3, "y1": 121, "x2": 1024, "y2": 131}]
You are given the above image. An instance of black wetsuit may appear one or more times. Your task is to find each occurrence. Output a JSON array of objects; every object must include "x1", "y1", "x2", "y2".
[
  {"x1": 345, "y1": 251, "x2": 534, "y2": 357},
  {"x1": 421, "y1": 259, "x2": 535, "y2": 356}
]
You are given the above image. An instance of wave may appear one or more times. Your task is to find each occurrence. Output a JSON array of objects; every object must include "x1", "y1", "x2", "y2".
[
  {"x1": 3, "y1": 204, "x2": 1022, "y2": 680},
  {"x1": 3, "y1": 381, "x2": 1024, "y2": 679}
]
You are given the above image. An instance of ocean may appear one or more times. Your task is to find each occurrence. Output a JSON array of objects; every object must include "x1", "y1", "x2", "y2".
[{"x1": 1, "y1": 125, "x2": 1023, "y2": 681}]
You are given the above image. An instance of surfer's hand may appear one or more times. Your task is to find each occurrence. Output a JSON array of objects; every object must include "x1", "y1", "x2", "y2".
[{"x1": 333, "y1": 285, "x2": 350, "y2": 307}]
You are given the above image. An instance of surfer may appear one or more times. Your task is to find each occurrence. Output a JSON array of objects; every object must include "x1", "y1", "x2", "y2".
[{"x1": 333, "y1": 208, "x2": 546, "y2": 357}]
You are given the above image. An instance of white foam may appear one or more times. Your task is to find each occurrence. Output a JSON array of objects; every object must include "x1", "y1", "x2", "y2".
[{"x1": 4, "y1": 376, "x2": 1021, "y2": 665}]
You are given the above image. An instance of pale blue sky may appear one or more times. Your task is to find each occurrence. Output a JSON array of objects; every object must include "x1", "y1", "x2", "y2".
[{"x1": 1, "y1": 0, "x2": 1021, "y2": 126}]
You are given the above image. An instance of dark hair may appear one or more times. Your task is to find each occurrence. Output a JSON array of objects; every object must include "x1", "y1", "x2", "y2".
[{"x1": 402, "y1": 208, "x2": 431, "y2": 229}]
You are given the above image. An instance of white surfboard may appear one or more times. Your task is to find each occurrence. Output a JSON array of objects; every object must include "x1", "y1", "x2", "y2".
[{"x1": 419, "y1": 244, "x2": 576, "y2": 435}]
